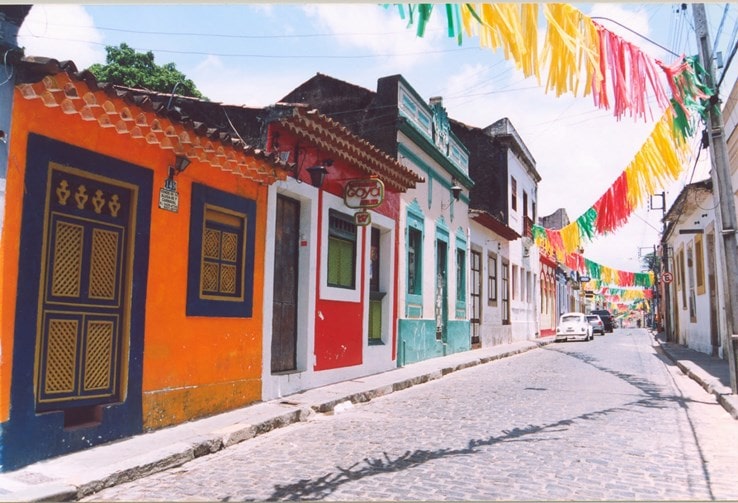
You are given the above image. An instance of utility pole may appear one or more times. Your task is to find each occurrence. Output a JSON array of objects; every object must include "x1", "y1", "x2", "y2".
[
  {"x1": 650, "y1": 192, "x2": 671, "y2": 341},
  {"x1": 693, "y1": 3, "x2": 738, "y2": 394}
]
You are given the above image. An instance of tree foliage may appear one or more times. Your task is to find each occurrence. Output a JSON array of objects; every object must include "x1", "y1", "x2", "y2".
[
  {"x1": 642, "y1": 251, "x2": 661, "y2": 274},
  {"x1": 87, "y1": 43, "x2": 206, "y2": 99}
]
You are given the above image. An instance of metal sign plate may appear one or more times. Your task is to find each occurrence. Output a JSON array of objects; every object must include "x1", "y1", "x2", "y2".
[{"x1": 344, "y1": 178, "x2": 384, "y2": 209}]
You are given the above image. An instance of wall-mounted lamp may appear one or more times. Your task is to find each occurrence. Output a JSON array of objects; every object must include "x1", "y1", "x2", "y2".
[
  {"x1": 451, "y1": 180, "x2": 462, "y2": 201},
  {"x1": 306, "y1": 159, "x2": 332, "y2": 189},
  {"x1": 441, "y1": 179, "x2": 462, "y2": 210},
  {"x1": 170, "y1": 155, "x2": 191, "y2": 177},
  {"x1": 166, "y1": 155, "x2": 192, "y2": 188}
]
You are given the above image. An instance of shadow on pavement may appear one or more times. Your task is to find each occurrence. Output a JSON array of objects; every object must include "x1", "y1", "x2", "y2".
[{"x1": 256, "y1": 353, "x2": 659, "y2": 501}]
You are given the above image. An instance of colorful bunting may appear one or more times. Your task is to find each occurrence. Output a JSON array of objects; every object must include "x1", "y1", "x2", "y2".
[
  {"x1": 390, "y1": 2, "x2": 710, "y2": 294},
  {"x1": 390, "y1": 3, "x2": 681, "y2": 122},
  {"x1": 391, "y1": 3, "x2": 710, "y2": 254}
]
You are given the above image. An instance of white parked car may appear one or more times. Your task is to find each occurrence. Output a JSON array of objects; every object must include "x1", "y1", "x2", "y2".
[{"x1": 555, "y1": 312, "x2": 593, "y2": 342}]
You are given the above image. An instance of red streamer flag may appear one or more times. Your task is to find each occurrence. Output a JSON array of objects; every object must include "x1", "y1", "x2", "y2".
[{"x1": 593, "y1": 171, "x2": 633, "y2": 233}]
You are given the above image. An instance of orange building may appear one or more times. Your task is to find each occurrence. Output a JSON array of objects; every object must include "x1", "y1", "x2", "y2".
[
  {"x1": 141, "y1": 99, "x2": 424, "y2": 399},
  {"x1": 0, "y1": 58, "x2": 289, "y2": 470}
]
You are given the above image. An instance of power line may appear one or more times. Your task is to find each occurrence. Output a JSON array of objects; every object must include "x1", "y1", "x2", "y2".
[
  {"x1": 20, "y1": 19, "x2": 429, "y2": 41},
  {"x1": 17, "y1": 33, "x2": 479, "y2": 60},
  {"x1": 717, "y1": 36, "x2": 738, "y2": 90},
  {"x1": 711, "y1": 3, "x2": 730, "y2": 55},
  {"x1": 590, "y1": 15, "x2": 680, "y2": 57}
]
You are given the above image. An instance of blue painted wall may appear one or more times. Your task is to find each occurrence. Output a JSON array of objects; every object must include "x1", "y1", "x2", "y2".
[
  {"x1": 397, "y1": 319, "x2": 470, "y2": 366},
  {"x1": 397, "y1": 319, "x2": 443, "y2": 366},
  {"x1": 446, "y1": 320, "x2": 471, "y2": 354},
  {"x1": 1, "y1": 135, "x2": 152, "y2": 471}
]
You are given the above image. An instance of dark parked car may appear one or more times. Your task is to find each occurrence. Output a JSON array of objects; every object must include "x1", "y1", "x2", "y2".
[{"x1": 590, "y1": 309, "x2": 614, "y2": 333}]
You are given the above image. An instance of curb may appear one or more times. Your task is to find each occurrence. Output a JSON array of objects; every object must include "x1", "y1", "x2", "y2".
[
  {"x1": 2, "y1": 339, "x2": 551, "y2": 502},
  {"x1": 675, "y1": 359, "x2": 738, "y2": 420},
  {"x1": 654, "y1": 336, "x2": 738, "y2": 420}
]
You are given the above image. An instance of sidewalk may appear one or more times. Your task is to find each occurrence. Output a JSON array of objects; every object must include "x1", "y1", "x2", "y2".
[
  {"x1": 1, "y1": 331, "x2": 735, "y2": 502},
  {"x1": 653, "y1": 330, "x2": 738, "y2": 420},
  {"x1": 0, "y1": 337, "x2": 554, "y2": 502}
]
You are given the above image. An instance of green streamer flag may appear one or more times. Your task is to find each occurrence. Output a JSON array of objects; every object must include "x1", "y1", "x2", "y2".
[{"x1": 576, "y1": 208, "x2": 598, "y2": 241}]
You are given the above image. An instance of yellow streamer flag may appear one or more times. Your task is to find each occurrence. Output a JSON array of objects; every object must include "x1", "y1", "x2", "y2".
[
  {"x1": 520, "y1": 4, "x2": 541, "y2": 82},
  {"x1": 461, "y1": 3, "x2": 542, "y2": 83},
  {"x1": 601, "y1": 266, "x2": 616, "y2": 285},
  {"x1": 621, "y1": 110, "x2": 690, "y2": 217},
  {"x1": 541, "y1": 3, "x2": 602, "y2": 98},
  {"x1": 559, "y1": 221, "x2": 582, "y2": 255}
]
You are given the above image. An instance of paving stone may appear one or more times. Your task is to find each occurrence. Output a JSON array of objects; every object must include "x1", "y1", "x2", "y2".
[{"x1": 83, "y1": 330, "x2": 738, "y2": 502}]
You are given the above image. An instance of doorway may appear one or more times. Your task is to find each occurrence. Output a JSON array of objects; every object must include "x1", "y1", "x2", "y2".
[
  {"x1": 271, "y1": 195, "x2": 300, "y2": 373},
  {"x1": 7, "y1": 134, "x2": 151, "y2": 470},
  {"x1": 706, "y1": 229, "x2": 719, "y2": 355},
  {"x1": 435, "y1": 239, "x2": 448, "y2": 342},
  {"x1": 34, "y1": 164, "x2": 135, "y2": 417},
  {"x1": 470, "y1": 249, "x2": 482, "y2": 347}
]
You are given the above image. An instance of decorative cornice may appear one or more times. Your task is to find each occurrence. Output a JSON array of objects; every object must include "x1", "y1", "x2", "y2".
[{"x1": 278, "y1": 107, "x2": 424, "y2": 192}]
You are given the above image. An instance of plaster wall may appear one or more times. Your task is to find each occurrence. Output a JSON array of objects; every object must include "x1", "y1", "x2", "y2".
[
  {"x1": 261, "y1": 176, "x2": 398, "y2": 399},
  {"x1": 396, "y1": 132, "x2": 472, "y2": 364},
  {"x1": 507, "y1": 150, "x2": 540, "y2": 341},
  {"x1": 667, "y1": 199, "x2": 726, "y2": 357},
  {"x1": 2, "y1": 89, "x2": 270, "y2": 433},
  {"x1": 469, "y1": 220, "x2": 512, "y2": 346}
]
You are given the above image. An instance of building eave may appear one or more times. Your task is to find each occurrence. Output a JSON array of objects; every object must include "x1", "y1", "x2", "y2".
[
  {"x1": 277, "y1": 107, "x2": 424, "y2": 192},
  {"x1": 470, "y1": 209, "x2": 520, "y2": 241},
  {"x1": 13, "y1": 56, "x2": 292, "y2": 185}
]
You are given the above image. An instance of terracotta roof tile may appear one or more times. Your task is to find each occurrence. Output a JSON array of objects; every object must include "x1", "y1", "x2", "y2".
[
  {"x1": 277, "y1": 105, "x2": 424, "y2": 192},
  {"x1": 13, "y1": 56, "x2": 292, "y2": 184}
]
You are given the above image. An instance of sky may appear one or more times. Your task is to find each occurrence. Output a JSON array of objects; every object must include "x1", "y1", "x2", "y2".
[{"x1": 15, "y1": 3, "x2": 738, "y2": 273}]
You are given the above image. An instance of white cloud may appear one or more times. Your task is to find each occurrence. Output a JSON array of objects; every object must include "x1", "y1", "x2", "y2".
[
  {"x1": 586, "y1": 4, "x2": 668, "y2": 61},
  {"x1": 247, "y1": 4, "x2": 276, "y2": 18},
  {"x1": 193, "y1": 64, "x2": 302, "y2": 107},
  {"x1": 300, "y1": 4, "x2": 446, "y2": 70},
  {"x1": 18, "y1": 4, "x2": 106, "y2": 70}
]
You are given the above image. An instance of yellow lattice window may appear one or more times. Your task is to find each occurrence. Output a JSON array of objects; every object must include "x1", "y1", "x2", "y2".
[
  {"x1": 51, "y1": 221, "x2": 84, "y2": 298},
  {"x1": 89, "y1": 229, "x2": 119, "y2": 300},
  {"x1": 83, "y1": 320, "x2": 114, "y2": 391},
  {"x1": 187, "y1": 184, "x2": 255, "y2": 317},
  {"x1": 200, "y1": 206, "x2": 245, "y2": 300},
  {"x1": 44, "y1": 319, "x2": 79, "y2": 395}
]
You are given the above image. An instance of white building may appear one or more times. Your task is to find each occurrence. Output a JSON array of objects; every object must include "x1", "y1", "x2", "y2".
[
  {"x1": 663, "y1": 179, "x2": 725, "y2": 356},
  {"x1": 452, "y1": 118, "x2": 542, "y2": 344}
]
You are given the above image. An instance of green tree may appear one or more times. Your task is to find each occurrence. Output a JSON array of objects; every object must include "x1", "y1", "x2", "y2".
[
  {"x1": 642, "y1": 251, "x2": 661, "y2": 275},
  {"x1": 87, "y1": 43, "x2": 205, "y2": 99}
]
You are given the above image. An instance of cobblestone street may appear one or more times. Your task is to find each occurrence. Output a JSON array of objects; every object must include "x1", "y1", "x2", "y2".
[{"x1": 85, "y1": 329, "x2": 738, "y2": 501}]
